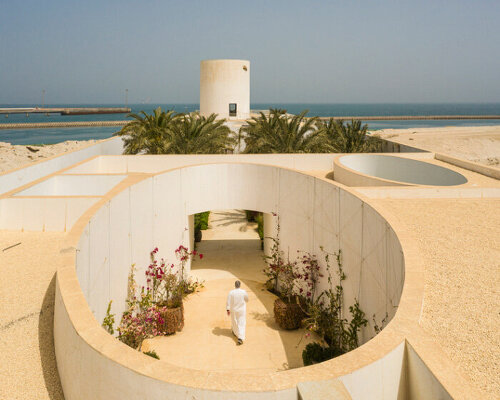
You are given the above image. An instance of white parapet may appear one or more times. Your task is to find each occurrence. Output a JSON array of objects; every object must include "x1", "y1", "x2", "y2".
[{"x1": 200, "y1": 59, "x2": 250, "y2": 120}]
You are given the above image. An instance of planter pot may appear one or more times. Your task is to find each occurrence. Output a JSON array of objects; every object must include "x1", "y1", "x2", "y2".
[
  {"x1": 273, "y1": 297, "x2": 305, "y2": 330},
  {"x1": 157, "y1": 301, "x2": 184, "y2": 335}
]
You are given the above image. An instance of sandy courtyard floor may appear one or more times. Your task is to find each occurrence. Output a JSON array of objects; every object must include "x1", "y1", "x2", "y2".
[
  {"x1": 142, "y1": 210, "x2": 318, "y2": 373},
  {"x1": 375, "y1": 125, "x2": 500, "y2": 166}
]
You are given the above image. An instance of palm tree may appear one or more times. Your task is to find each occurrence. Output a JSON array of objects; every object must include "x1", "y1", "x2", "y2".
[
  {"x1": 115, "y1": 108, "x2": 235, "y2": 154},
  {"x1": 166, "y1": 112, "x2": 235, "y2": 154},
  {"x1": 319, "y1": 119, "x2": 381, "y2": 153},
  {"x1": 241, "y1": 109, "x2": 327, "y2": 153},
  {"x1": 114, "y1": 107, "x2": 179, "y2": 154}
]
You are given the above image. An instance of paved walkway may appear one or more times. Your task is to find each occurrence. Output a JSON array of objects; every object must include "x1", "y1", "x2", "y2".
[{"x1": 142, "y1": 210, "x2": 317, "y2": 373}]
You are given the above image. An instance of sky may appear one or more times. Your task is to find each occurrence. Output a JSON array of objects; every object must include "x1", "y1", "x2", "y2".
[{"x1": 1, "y1": 0, "x2": 499, "y2": 104}]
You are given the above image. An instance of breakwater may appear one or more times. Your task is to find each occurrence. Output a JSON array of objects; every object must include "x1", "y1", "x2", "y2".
[
  {"x1": 0, "y1": 107, "x2": 131, "y2": 115},
  {"x1": 315, "y1": 115, "x2": 500, "y2": 121},
  {"x1": 1, "y1": 115, "x2": 500, "y2": 131},
  {"x1": 0, "y1": 121, "x2": 128, "y2": 130}
]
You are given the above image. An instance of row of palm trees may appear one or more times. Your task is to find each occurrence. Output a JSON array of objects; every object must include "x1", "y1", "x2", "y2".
[
  {"x1": 241, "y1": 109, "x2": 381, "y2": 153},
  {"x1": 115, "y1": 107, "x2": 381, "y2": 155},
  {"x1": 116, "y1": 108, "x2": 235, "y2": 155}
]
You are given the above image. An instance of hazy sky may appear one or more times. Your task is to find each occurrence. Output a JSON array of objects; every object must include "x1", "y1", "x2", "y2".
[{"x1": 1, "y1": 0, "x2": 499, "y2": 104}]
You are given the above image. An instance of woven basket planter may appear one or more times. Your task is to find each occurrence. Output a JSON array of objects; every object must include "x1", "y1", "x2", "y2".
[
  {"x1": 157, "y1": 301, "x2": 184, "y2": 335},
  {"x1": 273, "y1": 297, "x2": 305, "y2": 330}
]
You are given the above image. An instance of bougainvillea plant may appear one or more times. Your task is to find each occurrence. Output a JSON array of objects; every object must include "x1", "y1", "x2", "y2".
[{"x1": 115, "y1": 246, "x2": 204, "y2": 350}]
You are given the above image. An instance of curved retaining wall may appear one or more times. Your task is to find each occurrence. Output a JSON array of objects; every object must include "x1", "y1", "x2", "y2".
[
  {"x1": 334, "y1": 154, "x2": 468, "y2": 187},
  {"x1": 55, "y1": 163, "x2": 410, "y2": 399}
]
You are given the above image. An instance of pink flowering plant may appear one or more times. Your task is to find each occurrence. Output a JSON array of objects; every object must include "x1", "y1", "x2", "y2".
[
  {"x1": 293, "y1": 251, "x2": 323, "y2": 304},
  {"x1": 118, "y1": 305, "x2": 167, "y2": 349},
  {"x1": 175, "y1": 245, "x2": 204, "y2": 296},
  {"x1": 264, "y1": 214, "x2": 368, "y2": 361},
  {"x1": 117, "y1": 246, "x2": 204, "y2": 349}
]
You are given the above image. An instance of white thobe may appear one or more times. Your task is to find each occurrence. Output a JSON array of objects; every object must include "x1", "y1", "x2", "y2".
[{"x1": 226, "y1": 288, "x2": 249, "y2": 340}]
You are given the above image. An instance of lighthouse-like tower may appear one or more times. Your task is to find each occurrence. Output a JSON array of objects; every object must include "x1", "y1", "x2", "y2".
[{"x1": 200, "y1": 59, "x2": 250, "y2": 120}]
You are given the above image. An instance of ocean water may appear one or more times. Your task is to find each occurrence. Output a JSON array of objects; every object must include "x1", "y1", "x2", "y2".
[{"x1": 1, "y1": 103, "x2": 499, "y2": 145}]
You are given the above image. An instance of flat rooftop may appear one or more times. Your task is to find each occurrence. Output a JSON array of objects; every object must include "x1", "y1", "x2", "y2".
[{"x1": 0, "y1": 132, "x2": 498, "y2": 399}]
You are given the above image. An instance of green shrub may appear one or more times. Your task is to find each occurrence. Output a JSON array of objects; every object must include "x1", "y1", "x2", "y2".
[
  {"x1": 245, "y1": 210, "x2": 258, "y2": 222},
  {"x1": 143, "y1": 350, "x2": 160, "y2": 359},
  {"x1": 102, "y1": 300, "x2": 115, "y2": 335},
  {"x1": 194, "y1": 211, "x2": 210, "y2": 231},
  {"x1": 255, "y1": 213, "x2": 264, "y2": 241},
  {"x1": 302, "y1": 342, "x2": 344, "y2": 366}
]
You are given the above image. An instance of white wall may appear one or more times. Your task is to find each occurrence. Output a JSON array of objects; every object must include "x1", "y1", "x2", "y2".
[
  {"x1": 0, "y1": 136, "x2": 124, "y2": 196},
  {"x1": 14, "y1": 175, "x2": 126, "y2": 196},
  {"x1": 263, "y1": 212, "x2": 277, "y2": 258},
  {"x1": 404, "y1": 342, "x2": 453, "y2": 399},
  {"x1": 200, "y1": 59, "x2": 250, "y2": 120},
  {"x1": 64, "y1": 154, "x2": 339, "y2": 174},
  {"x1": 76, "y1": 163, "x2": 404, "y2": 343},
  {"x1": 0, "y1": 197, "x2": 99, "y2": 231},
  {"x1": 340, "y1": 341, "x2": 406, "y2": 399}
]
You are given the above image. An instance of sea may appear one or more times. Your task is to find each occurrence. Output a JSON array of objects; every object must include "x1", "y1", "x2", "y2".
[{"x1": 1, "y1": 103, "x2": 499, "y2": 145}]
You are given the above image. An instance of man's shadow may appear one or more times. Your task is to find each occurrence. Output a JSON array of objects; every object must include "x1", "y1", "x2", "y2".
[{"x1": 212, "y1": 327, "x2": 238, "y2": 344}]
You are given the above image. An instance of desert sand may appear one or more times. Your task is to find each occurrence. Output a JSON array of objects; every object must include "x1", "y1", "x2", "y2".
[
  {"x1": 0, "y1": 140, "x2": 99, "y2": 174},
  {"x1": 374, "y1": 125, "x2": 500, "y2": 166}
]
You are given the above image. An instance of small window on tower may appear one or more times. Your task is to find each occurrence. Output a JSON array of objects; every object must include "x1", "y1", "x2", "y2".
[{"x1": 229, "y1": 103, "x2": 237, "y2": 117}]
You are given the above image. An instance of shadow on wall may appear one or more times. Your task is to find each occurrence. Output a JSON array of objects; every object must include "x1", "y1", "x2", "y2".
[{"x1": 38, "y1": 274, "x2": 65, "y2": 400}]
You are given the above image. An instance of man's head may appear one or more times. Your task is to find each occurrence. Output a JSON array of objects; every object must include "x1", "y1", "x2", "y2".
[{"x1": 235, "y1": 280, "x2": 241, "y2": 288}]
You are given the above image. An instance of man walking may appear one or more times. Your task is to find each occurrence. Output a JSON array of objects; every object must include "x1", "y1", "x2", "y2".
[{"x1": 226, "y1": 280, "x2": 249, "y2": 345}]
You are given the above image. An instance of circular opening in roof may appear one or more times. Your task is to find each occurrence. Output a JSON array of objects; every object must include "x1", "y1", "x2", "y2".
[{"x1": 338, "y1": 154, "x2": 468, "y2": 186}]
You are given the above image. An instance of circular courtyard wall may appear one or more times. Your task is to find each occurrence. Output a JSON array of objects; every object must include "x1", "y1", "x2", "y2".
[{"x1": 55, "y1": 163, "x2": 409, "y2": 399}]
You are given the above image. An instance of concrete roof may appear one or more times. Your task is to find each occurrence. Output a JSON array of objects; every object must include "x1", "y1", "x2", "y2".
[{"x1": 0, "y1": 136, "x2": 498, "y2": 399}]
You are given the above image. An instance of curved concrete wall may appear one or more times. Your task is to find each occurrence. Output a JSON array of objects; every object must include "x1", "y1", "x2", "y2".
[
  {"x1": 200, "y1": 59, "x2": 250, "y2": 119},
  {"x1": 0, "y1": 136, "x2": 124, "y2": 196},
  {"x1": 57, "y1": 163, "x2": 407, "y2": 399},
  {"x1": 335, "y1": 154, "x2": 468, "y2": 187}
]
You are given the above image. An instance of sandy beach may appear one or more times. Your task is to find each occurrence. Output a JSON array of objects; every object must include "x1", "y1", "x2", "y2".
[
  {"x1": 0, "y1": 140, "x2": 100, "y2": 174},
  {"x1": 375, "y1": 125, "x2": 500, "y2": 166}
]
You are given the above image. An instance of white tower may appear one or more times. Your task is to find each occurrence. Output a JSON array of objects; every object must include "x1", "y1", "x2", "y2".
[{"x1": 200, "y1": 59, "x2": 250, "y2": 120}]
